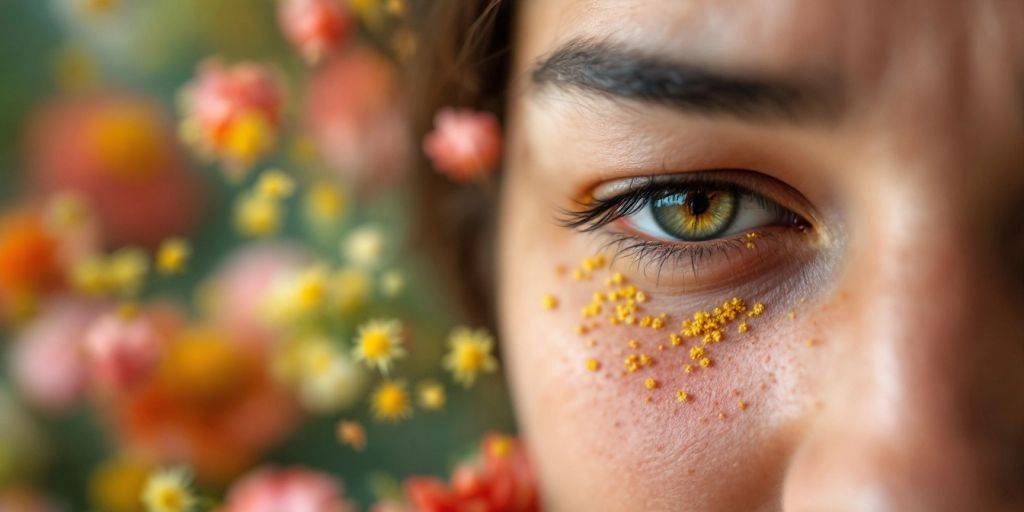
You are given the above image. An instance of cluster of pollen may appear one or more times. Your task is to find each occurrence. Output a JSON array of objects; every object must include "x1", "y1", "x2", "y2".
[{"x1": 545, "y1": 254, "x2": 771, "y2": 408}]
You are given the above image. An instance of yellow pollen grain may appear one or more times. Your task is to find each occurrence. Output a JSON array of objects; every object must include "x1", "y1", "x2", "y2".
[
  {"x1": 689, "y1": 346, "x2": 705, "y2": 360},
  {"x1": 737, "y1": 322, "x2": 749, "y2": 334},
  {"x1": 644, "y1": 378, "x2": 658, "y2": 390},
  {"x1": 676, "y1": 390, "x2": 690, "y2": 402},
  {"x1": 627, "y1": 339, "x2": 639, "y2": 349},
  {"x1": 638, "y1": 354, "x2": 652, "y2": 367},
  {"x1": 699, "y1": 357, "x2": 712, "y2": 368},
  {"x1": 541, "y1": 294, "x2": 558, "y2": 310},
  {"x1": 586, "y1": 339, "x2": 597, "y2": 347},
  {"x1": 669, "y1": 333, "x2": 682, "y2": 346},
  {"x1": 738, "y1": 401, "x2": 748, "y2": 411},
  {"x1": 805, "y1": 338, "x2": 817, "y2": 347},
  {"x1": 585, "y1": 358, "x2": 601, "y2": 372},
  {"x1": 683, "y1": 364, "x2": 694, "y2": 373},
  {"x1": 788, "y1": 309, "x2": 796, "y2": 319},
  {"x1": 574, "y1": 324, "x2": 588, "y2": 335}
]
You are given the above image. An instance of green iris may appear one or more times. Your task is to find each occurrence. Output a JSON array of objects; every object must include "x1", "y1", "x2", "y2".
[{"x1": 651, "y1": 187, "x2": 738, "y2": 241}]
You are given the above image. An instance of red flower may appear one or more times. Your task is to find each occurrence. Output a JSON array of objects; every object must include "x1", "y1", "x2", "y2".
[
  {"x1": 401, "y1": 434, "x2": 539, "y2": 512},
  {"x1": 279, "y1": 0, "x2": 354, "y2": 64},
  {"x1": 422, "y1": 108, "x2": 502, "y2": 183}
]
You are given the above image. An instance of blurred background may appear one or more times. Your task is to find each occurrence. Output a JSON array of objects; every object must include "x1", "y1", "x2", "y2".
[{"x1": 0, "y1": 0, "x2": 517, "y2": 510}]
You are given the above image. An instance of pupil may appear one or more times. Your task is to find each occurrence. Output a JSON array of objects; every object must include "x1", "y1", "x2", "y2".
[{"x1": 687, "y1": 191, "x2": 710, "y2": 216}]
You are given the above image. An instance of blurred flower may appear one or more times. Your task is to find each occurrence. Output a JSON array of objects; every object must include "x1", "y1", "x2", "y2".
[
  {"x1": 341, "y1": 224, "x2": 386, "y2": 268},
  {"x1": 10, "y1": 297, "x2": 107, "y2": 412},
  {"x1": 274, "y1": 335, "x2": 366, "y2": 414},
  {"x1": 301, "y1": 180, "x2": 350, "y2": 243},
  {"x1": 369, "y1": 380, "x2": 411, "y2": 423},
  {"x1": 443, "y1": 327, "x2": 498, "y2": 387},
  {"x1": 352, "y1": 318, "x2": 405, "y2": 374},
  {"x1": 141, "y1": 467, "x2": 196, "y2": 512},
  {"x1": 416, "y1": 380, "x2": 445, "y2": 411},
  {"x1": 423, "y1": 108, "x2": 503, "y2": 183},
  {"x1": 206, "y1": 243, "x2": 312, "y2": 346},
  {"x1": 156, "y1": 238, "x2": 191, "y2": 275},
  {"x1": 0, "y1": 209, "x2": 65, "y2": 321},
  {"x1": 278, "y1": 0, "x2": 354, "y2": 64},
  {"x1": 304, "y1": 47, "x2": 409, "y2": 192},
  {"x1": 255, "y1": 169, "x2": 297, "y2": 200},
  {"x1": 335, "y1": 420, "x2": 366, "y2": 452},
  {"x1": 25, "y1": 94, "x2": 204, "y2": 246},
  {"x1": 379, "y1": 269, "x2": 405, "y2": 298},
  {"x1": 89, "y1": 456, "x2": 152, "y2": 512},
  {"x1": 264, "y1": 264, "x2": 330, "y2": 327},
  {"x1": 401, "y1": 434, "x2": 539, "y2": 512},
  {"x1": 330, "y1": 266, "x2": 370, "y2": 316},
  {"x1": 70, "y1": 247, "x2": 149, "y2": 298},
  {"x1": 84, "y1": 305, "x2": 166, "y2": 394},
  {"x1": 179, "y1": 59, "x2": 284, "y2": 178},
  {"x1": 223, "y1": 466, "x2": 355, "y2": 512},
  {"x1": 234, "y1": 192, "x2": 284, "y2": 238},
  {"x1": 112, "y1": 327, "x2": 299, "y2": 483}
]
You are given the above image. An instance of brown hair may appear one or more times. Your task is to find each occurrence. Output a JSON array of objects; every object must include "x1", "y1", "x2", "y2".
[{"x1": 405, "y1": 1, "x2": 514, "y2": 326}]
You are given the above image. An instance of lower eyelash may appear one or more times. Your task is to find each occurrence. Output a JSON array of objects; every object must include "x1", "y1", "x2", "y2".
[{"x1": 595, "y1": 229, "x2": 785, "y2": 283}]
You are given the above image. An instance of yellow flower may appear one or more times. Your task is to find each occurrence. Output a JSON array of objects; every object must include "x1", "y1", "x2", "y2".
[
  {"x1": 107, "y1": 248, "x2": 149, "y2": 297},
  {"x1": 234, "y1": 192, "x2": 282, "y2": 237},
  {"x1": 303, "y1": 181, "x2": 348, "y2": 226},
  {"x1": 370, "y1": 380, "x2": 411, "y2": 423},
  {"x1": 264, "y1": 265, "x2": 331, "y2": 326},
  {"x1": 156, "y1": 238, "x2": 191, "y2": 275},
  {"x1": 89, "y1": 456, "x2": 150, "y2": 512},
  {"x1": 417, "y1": 380, "x2": 446, "y2": 410},
  {"x1": 71, "y1": 255, "x2": 112, "y2": 296},
  {"x1": 141, "y1": 467, "x2": 196, "y2": 512},
  {"x1": 223, "y1": 110, "x2": 275, "y2": 171},
  {"x1": 255, "y1": 169, "x2": 296, "y2": 200},
  {"x1": 443, "y1": 327, "x2": 498, "y2": 387},
  {"x1": 352, "y1": 319, "x2": 405, "y2": 374}
]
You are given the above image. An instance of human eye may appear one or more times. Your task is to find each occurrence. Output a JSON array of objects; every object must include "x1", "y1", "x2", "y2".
[{"x1": 560, "y1": 171, "x2": 815, "y2": 287}]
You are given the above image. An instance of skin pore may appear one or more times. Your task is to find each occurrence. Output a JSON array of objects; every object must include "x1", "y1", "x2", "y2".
[{"x1": 496, "y1": 1, "x2": 1024, "y2": 511}]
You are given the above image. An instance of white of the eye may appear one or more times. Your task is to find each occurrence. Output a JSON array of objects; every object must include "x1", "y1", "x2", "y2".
[{"x1": 627, "y1": 194, "x2": 779, "y2": 241}]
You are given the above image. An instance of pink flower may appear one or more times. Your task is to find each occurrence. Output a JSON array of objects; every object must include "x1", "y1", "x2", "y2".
[
  {"x1": 84, "y1": 308, "x2": 165, "y2": 393},
  {"x1": 224, "y1": 466, "x2": 356, "y2": 512},
  {"x1": 24, "y1": 94, "x2": 204, "y2": 247},
  {"x1": 423, "y1": 108, "x2": 503, "y2": 183},
  {"x1": 180, "y1": 59, "x2": 284, "y2": 176},
  {"x1": 304, "y1": 47, "x2": 410, "y2": 192},
  {"x1": 400, "y1": 434, "x2": 539, "y2": 512},
  {"x1": 208, "y1": 243, "x2": 312, "y2": 347},
  {"x1": 9, "y1": 297, "x2": 107, "y2": 412},
  {"x1": 279, "y1": 0, "x2": 353, "y2": 64}
]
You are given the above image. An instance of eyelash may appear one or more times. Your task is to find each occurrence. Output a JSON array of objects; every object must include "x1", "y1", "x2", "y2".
[{"x1": 559, "y1": 174, "x2": 808, "y2": 277}]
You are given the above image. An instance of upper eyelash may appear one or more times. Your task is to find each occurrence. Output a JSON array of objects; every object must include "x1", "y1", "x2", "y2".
[{"x1": 558, "y1": 176, "x2": 774, "y2": 233}]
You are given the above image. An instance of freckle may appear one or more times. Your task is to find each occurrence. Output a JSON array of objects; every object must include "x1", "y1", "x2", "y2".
[
  {"x1": 586, "y1": 339, "x2": 597, "y2": 347},
  {"x1": 644, "y1": 396, "x2": 652, "y2": 403},
  {"x1": 730, "y1": 388, "x2": 740, "y2": 396},
  {"x1": 687, "y1": 468, "x2": 696, "y2": 476},
  {"x1": 574, "y1": 324, "x2": 589, "y2": 335},
  {"x1": 759, "y1": 382, "x2": 767, "y2": 391},
  {"x1": 718, "y1": 412, "x2": 727, "y2": 420},
  {"x1": 657, "y1": 344, "x2": 665, "y2": 351},
  {"x1": 555, "y1": 264, "x2": 567, "y2": 276},
  {"x1": 805, "y1": 338, "x2": 817, "y2": 347},
  {"x1": 788, "y1": 309, "x2": 796, "y2": 319}
]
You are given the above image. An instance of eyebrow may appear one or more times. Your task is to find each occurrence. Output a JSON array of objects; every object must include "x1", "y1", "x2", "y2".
[{"x1": 531, "y1": 39, "x2": 842, "y2": 123}]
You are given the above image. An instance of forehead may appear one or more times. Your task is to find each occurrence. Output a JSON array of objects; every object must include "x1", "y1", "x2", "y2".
[{"x1": 517, "y1": 0, "x2": 1024, "y2": 86}]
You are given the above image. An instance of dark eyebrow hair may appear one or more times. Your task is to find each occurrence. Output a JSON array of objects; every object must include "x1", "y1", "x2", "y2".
[{"x1": 531, "y1": 39, "x2": 841, "y2": 123}]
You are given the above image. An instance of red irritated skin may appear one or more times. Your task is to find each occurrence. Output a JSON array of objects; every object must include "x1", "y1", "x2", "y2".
[{"x1": 497, "y1": 1, "x2": 1024, "y2": 511}]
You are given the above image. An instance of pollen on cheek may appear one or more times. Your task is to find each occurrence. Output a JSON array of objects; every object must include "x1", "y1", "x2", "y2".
[{"x1": 558, "y1": 254, "x2": 772, "y2": 408}]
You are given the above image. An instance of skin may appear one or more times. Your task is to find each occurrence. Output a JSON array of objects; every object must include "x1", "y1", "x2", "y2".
[{"x1": 496, "y1": 1, "x2": 1024, "y2": 510}]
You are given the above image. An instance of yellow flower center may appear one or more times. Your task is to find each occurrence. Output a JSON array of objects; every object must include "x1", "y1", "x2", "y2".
[{"x1": 361, "y1": 331, "x2": 392, "y2": 359}]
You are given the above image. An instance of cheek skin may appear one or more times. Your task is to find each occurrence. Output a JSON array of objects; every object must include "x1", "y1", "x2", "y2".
[{"x1": 498, "y1": 162, "x2": 837, "y2": 510}]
